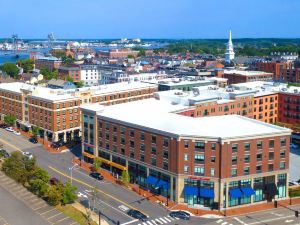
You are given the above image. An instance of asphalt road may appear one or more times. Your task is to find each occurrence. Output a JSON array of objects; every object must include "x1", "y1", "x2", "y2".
[{"x1": 2, "y1": 129, "x2": 300, "y2": 225}]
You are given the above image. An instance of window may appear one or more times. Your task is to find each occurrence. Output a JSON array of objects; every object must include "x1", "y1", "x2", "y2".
[
  {"x1": 231, "y1": 168, "x2": 237, "y2": 176},
  {"x1": 130, "y1": 130, "x2": 134, "y2": 138},
  {"x1": 269, "y1": 152, "x2": 274, "y2": 160},
  {"x1": 163, "y1": 162, "x2": 168, "y2": 170},
  {"x1": 257, "y1": 154, "x2": 262, "y2": 162},
  {"x1": 163, "y1": 138, "x2": 169, "y2": 147},
  {"x1": 113, "y1": 126, "x2": 117, "y2": 132},
  {"x1": 244, "y1": 143, "x2": 250, "y2": 151},
  {"x1": 244, "y1": 155, "x2": 250, "y2": 163},
  {"x1": 195, "y1": 154, "x2": 205, "y2": 164},
  {"x1": 151, "y1": 136, "x2": 156, "y2": 144},
  {"x1": 280, "y1": 162, "x2": 285, "y2": 169},
  {"x1": 184, "y1": 154, "x2": 188, "y2": 161},
  {"x1": 232, "y1": 144, "x2": 238, "y2": 152},
  {"x1": 151, "y1": 147, "x2": 156, "y2": 155},
  {"x1": 211, "y1": 143, "x2": 216, "y2": 150},
  {"x1": 140, "y1": 133, "x2": 145, "y2": 141},
  {"x1": 268, "y1": 164, "x2": 274, "y2": 171},
  {"x1": 130, "y1": 140, "x2": 134, "y2": 148},
  {"x1": 140, "y1": 144, "x2": 145, "y2": 151},
  {"x1": 195, "y1": 141, "x2": 205, "y2": 151},
  {"x1": 184, "y1": 140, "x2": 189, "y2": 148},
  {"x1": 163, "y1": 150, "x2": 168, "y2": 159},
  {"x1": 120, "y1": 127, "x2": 125, "y2": 135},
  {"x1": 244, "y1": 167, "x2": 249, "y2": 175},
  {"x1": 269, "y1": 140, "x2": 274, "y2": 148},
  {"x1": 257, "y1": 141, "x2": 263, "y2": 149},
  {"x1": 210, "y1": 168, "x2": 215, "y2": 176},
  {"x1": 232, "y1": 156, "x2": 237, "y2": 165},
  {"x1": 211, "y1": 156, "x2": 216, "y2": 163},
  {"x1": 256, "y1": 165, "x2": 262, "y2": 173},
  {"x1": 280, "y1": 138, "x2": 286, "y2": 147},
  {"x1": 194, "y1": 167, "x2": 204, "y2": 175},
  {"x1": 184, "y1": 166, "x2": 189, "y2": 173},
  {"x1": 140, "y1": 155, "x2": 145, "y2": 162}
]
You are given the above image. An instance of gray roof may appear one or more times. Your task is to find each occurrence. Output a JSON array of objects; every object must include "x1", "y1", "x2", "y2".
[{"x1": 47, "y1": 79, "x2": 66, "y2": 87}]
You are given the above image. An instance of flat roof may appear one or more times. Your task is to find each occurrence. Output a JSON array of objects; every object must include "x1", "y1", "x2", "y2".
[
  {"x1": 224, "y1": 70, "x2": 273, "y2": 77},
  {"x1": 88, "y1": 98, "x2": 290, "y2": 139}
]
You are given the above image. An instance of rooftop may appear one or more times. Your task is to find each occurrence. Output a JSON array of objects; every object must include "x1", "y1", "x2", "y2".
[
  {"x1": 224, "y1": 69, "x2": 273, "y2": 77},
  {"x1": 81, "y1": 98, "x2": 290, "y2": 140}
]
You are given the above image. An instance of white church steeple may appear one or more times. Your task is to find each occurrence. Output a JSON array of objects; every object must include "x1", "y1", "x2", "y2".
[{"x1": 225, "y1": 30, "x2": 235, "y2": 63}]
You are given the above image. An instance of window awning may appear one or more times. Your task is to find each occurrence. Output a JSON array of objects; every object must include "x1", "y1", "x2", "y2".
[
  {"x1": 184, "y1": 186, "x2": 198, "y2": 196},
  {"x1": 229, "y1": 188, "x2": 243, "y2": 198},
  {"x1": 240, "y1": 187, "x2": 255, "y2": 197},
  {"x1": 199, "y1": 188, "x2": 214, "y2": 198},
  {"x1": 146, "y1": 176, "x2": 159, "y2": 186},
  {"x1": 156, "y1": 180, "x2": 169, "y2": 190},
  {"x1": 265, "y1": 183, "x2": 278, "y2": 196}
]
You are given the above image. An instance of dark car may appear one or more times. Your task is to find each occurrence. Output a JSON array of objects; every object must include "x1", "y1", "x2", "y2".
[
  {"x1": 49, "y1": 177, "x2": 60, "y2": 185},
  {"x1": 89, "y1": 172, "x2": 104, "y2": 180},
  {"x1": 29, "y1": 137, "x2": 38, "y2": 144},
  {"x1": 0, "y1": 149, "x2": 10, "y2": 158},
  {"x1": 51, "y1": 141, "x2": 64, "y2": 148},
  {"x1": 169, "y1": 211, "x2": 190, "y2": 220},
  {"x1": 0, "y1": 124, "x2": 8, "y2": 129},
  {"x1": 127, "y1": 209, "x2": 147, "y2": 221}
]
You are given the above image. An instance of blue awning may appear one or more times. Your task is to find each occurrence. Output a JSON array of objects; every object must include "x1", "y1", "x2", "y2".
[
  {"x1": 184, "y1": 186, "x2": 198, "y2": 196},
  {"x1": 229, "y1": 188, "x2": 243, "y2": 198},
  {"x1": 146, "y1": 176, "x2": 158, "y2": 186},
  {"x1": 240, "y1": 187, "x2": 255, "y2": 197},
  {"x1": 156, "y1": 180, "x2": 169, "y2": 190},
  {"x1": 199, "y1": 188, "x2": 214, "y2": 198}
]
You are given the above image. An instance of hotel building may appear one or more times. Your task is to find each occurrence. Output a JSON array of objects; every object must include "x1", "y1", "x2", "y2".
[
  {"x1": 81, "y1": 98, "x2": 291, "y2": 209},
  {"x1": 0, "y1": 82, "x2": 157, "y2": 142}
]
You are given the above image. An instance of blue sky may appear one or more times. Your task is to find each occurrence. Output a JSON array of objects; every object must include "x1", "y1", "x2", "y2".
[{"x1": 0, "y1": 0, "x2": 299, "y2": 39}]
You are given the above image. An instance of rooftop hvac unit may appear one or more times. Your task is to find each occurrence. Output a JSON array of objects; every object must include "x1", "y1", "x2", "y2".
[
  {"x1": 294, "y1": 89, "x2": 298, "y2": 94},
  {"x1": 174, "y1": 92, "x2": 183, "y2": 95}
]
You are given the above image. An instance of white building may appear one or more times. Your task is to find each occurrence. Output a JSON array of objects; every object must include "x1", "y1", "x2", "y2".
[
  {"x1": 225, "y1": 30, "x2": 235, "y2": 63},
  {"x1": 80, "y1": 65, "x2": 101, "y2": 86}
]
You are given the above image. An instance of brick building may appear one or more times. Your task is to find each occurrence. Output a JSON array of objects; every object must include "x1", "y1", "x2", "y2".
[
  {"x1": 58, "y1": 65, "x2": 81, "y2": 82},
  {"x1": 81, "y1": 98, "x2": 290, "y2": 209},
  {"x1": 223, "y1": 70, "x2": 273, "y2": 84},
  {"x1": 0, "y1": 82, "x2": 157, "y2": 143},
  {"x1": 34, "y1": 56, "x2": 62, "y2": 70}
]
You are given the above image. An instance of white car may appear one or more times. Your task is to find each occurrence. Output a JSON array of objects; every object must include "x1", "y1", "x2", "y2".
[
  {"x1": 5, "y1": 127, "x2": 14, "y2": 132},
  {"x1": 22, "y1": 152, "x2": 33, "y2": 160},
  {"x1": 13, "y1": 131, "x2": 21, "y2": 136}
]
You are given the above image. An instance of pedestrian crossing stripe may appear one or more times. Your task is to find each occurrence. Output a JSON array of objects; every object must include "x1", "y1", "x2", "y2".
[{"x1": 137, "y1": 216, "x2": 179, "y2": 225}]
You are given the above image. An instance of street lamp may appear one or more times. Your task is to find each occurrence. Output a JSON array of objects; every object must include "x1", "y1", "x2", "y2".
[{"x1": 69, "y1": 163, "x2": 79, "y2": 185}]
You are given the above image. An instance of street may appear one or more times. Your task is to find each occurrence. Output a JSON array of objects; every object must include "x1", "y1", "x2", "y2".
[{"x1": 1, "y1": 129, "x2": 300, "y2": 225}]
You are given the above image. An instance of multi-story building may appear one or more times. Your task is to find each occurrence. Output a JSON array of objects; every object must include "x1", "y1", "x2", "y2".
[
  {"x1": 34, "y1": 56, "x2": 62, "y2": 70},
  {"x1": 81, "y1": 98, "x2": 291, "y2": 209},
  {"x1": 98, "y1": 49, "x2": 139, "y2": 59},
  {"x1": 223, "y1": 70, "x2": 273, "y2": 84},
  {"x1": 58, "y1": 65, "x2": 81, "y2": 82},
  {"x1": 0, "y1": 82, "x2": 157, "y2": 143}
]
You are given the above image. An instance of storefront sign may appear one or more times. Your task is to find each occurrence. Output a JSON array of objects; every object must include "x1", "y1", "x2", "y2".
[{"x1": 188, "y1": 176, "x2": 210, "y2": 181}]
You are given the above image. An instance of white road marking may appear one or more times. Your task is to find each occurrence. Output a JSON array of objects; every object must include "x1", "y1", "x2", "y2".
[
  {"x1": 146, "y1": 221, "x2": 154, "y2": 225},
  {"x1": 217, "y1": 219, "x2": 223, "y2": 223},
  {"x1": 221, "y1": 222, "x2": 228, "y2": 225},
  {"x1": 142, "y1": 223, "x2": 147, "y2": 225},
  {"x1": 270, "y1": 212, "x2": 283, "y2": 217},
  {"x1": 164, "y1": 217, "x2": 171, "y2": 222},
  {"x1": 167, "y1": 216, "x2": 175, "y2": 221},
  {"x1": 120, "y1": 219, "x2": 139, "y2": 225},
  {"x1": 118, "y1": 205, "x2": 130, "y2": 211},
  {"x1": 233, "y1": 217, "x2": 248, "y2": 225},
  {"x1": 248, "y1": 215, "x2": 295, "y2": 225},
  {"x1": 158, "y1": 217, "x2": 168, "y2": 224},
  {"x1": 285, "y1": 220, "x2": 294, "y2": 223},
  {"x1": 155, "y1": 219, "x2": 163, "y2": 224}
]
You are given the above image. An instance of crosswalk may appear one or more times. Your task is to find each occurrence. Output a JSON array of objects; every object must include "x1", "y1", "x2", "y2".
[
  {"x1": 137, "y1": 216, "x2": 179, "y2": 225},
  {"x1": 216, "y1": 219, "x2": 233, "y2": 225}
]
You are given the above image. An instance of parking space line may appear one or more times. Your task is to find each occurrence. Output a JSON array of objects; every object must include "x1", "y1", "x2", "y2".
[
  {"x1": 24, "y1": 195, "x2": 37, "y2": 201},
  {"x1": 34, "y1": 205, "x2": 49, "y2": 211},
  {"x1": 28, "y1": 198, "x2": 41, "y2": 203},
  {"x1": 46, "y1": 212, "x2": 62, "y2": 220},
  {"x1": 53, "y1": 216, "x2": 69, "y2": 224},
  {"x1": 32, "y1": 201, "x2": 47, "y2": 210},
  {"x1": 40, "y1": 208, "x2": 57, "y2": 215}
]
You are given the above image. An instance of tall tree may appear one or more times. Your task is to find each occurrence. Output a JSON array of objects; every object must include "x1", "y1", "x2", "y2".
[
  {"x1": 0, "y1": 62, "x2": 19, "y2": 78},
  {"x1": 17, "y1": 59, "x2": 34, "y2": 73},
  {"x1": 4, "y1": 115, "x2": 16, "y2": 126},
  {"x1": 61, "y1": 182, "x2": 77, "y2": 205},
  {"x1": 93, "y1": 158, "x2": 102, "y2": 172}
]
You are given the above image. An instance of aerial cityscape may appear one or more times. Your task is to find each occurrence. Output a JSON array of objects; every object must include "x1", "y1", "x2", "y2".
[{"x1": 1, "y1": 0, "x2": 300, "y2": 225}]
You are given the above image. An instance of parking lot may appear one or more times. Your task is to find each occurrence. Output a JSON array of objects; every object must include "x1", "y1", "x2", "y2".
[{"x1": 0, "y1": 172, "x2": 79, "y2": 225}]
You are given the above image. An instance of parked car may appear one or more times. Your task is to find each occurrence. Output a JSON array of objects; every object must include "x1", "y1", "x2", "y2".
[
  {"x1": 22, "y1": 151, "x2": 33, "y2": 160},
  {"x1": 169, "y1": 211, "x2": 190, "y2": 220},
  {"x1": 51, "y1": 141, "x2": 64, "y2": 148},
  {"x1": 49, "y1": 177, "x2": 60, "y2": 185},
  {"x1": 0, "y1": 149, "x2": 10, "y2": 158},
  {"x1": 89, "y1": 172, "x2": 104, "y2": 181},
  {"x1": 5, "y1": 127, "x2": 14, "y2": 132},
  {"x1": 0, "y1": 124, "x2": 8, "y2": 128},
  {"x1": 13, "y1": 131, "x2": 21, "y2": 135},
  {"x1": 29, "y1": 137, "x2": 38, "y2": 144},
  {"x1": 127, "y1": 209, "x2": 147, "y2": 221},
  {"x1": 289, "y1": 181, "x2": 298, "y2": 186}
]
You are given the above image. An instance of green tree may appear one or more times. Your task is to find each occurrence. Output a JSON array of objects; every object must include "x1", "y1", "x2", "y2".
[
  {"x1": 4, "y1": 115, "x2": 16, "y2": 126},
  {"x1": 0, "y1": 62, "x2": 19, "y2": 78},
  {"x1": 138, "y1": 49, "x2": 145, "y2": 57},
  {"x1": 29, "y1": 179, "x2": 49, "y2": 197},
  {"x1": 2, "y1": 151, "x2": 36, "y2": 184},
  {"x1": 32, "y1": 167, "x2": 50, "y2": 183},
  {"x1": 93, "y1": 157, "x2": 102, "y2": 172},
  {"x1": 75, "y1": 80, "x2": 84, "y2": 88},
  {"x1": 31, "y1": 126, "x2": 40, "y2": 138},
  {"x1": 17, "y1": 59, "x2": 34, "y2": 73},
  {"x1": 61, "y1": 182, "x2": 77, "y2": 205},
  {"x1": 121, "y1": 170, "x2": 130, "y2": 185},
  {"x1": 127, "y1": 55, "x2": 134, "y2": 59},
  {"x1": 47, "y1": 185, "x2": 63, "y2": 206},
  {"x1": 61, "y1": 56, "x2": 74, "y2": 65},
  {"x1": 40, "y1": 67, "x2": 58, "y2": 80},
  {"x1": 66, "y1": 76, "x2": 73, "y2": 83}
]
